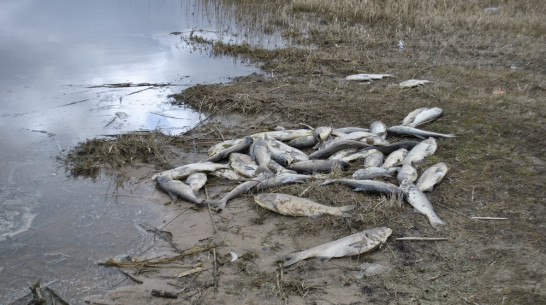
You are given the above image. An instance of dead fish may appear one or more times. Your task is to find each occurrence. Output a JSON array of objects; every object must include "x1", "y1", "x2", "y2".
[
  {"x1": 208, "y1": 138, "x2": 245, "y2": 157},
  {"x1": 353, "y1": 167, "x2": 398, "y2": 180},
  {"x1": 345, "y1": 74, "x2": 394, "y2": 81},
  {"x1": 403, "y1": 137, "x2": 437, "y2": 166},
  {"x1": 256, "y1": 173, "x2": 312, "y2": 190},
  {"x1": 387, "y1": 126, "x2": 456, "y2": 139},
  {"x1": 399, "y1": 79, "x2": 432, "y2": 88},
  {"x1": 213, "y1": 178, "x2": 264, "y2": 211},
  {"x1": 364, "y1": 150, "x2": 384, "y2": 168},
  {"x1": 206, "y1": 137, "x2": 252, "y2": 162},
  {"x1": 254, "y1": 193, "x2": 355, "y2": 218},
  {"x1": 314, "y1": 126, "x2": 333, "y2": 142},
  {"x1": 282, "y1": 227, "x2": 392, "y2": 267},
  {"x1": 334, "y1": 127, "x2": 370, "y2": 133},
  {"x1": 399, "y1": 180, "x2": 446, "y2": 229},
  {"x1": 268, "y1": 159, "x2": 298, "y2": 175},
  {"x1": 266, "y1": 138, "x2": 309, "y2": 163},
  {"x1": 363, "y1": 135, "x2": 390, "y2": 146},
  {"x1": 250, "y1": 129, "x2": 313, "y2": 141},
  {"x1": 340, "y1": 148, "x2": 376, "y2": 162},
  {"x1": 229, "y1": 152, "x2": 252, "y2": 164},
  {"x1": 250, "y1": 138, "x2": 273, "y2": 175},
  {"x1": 333, "y1": 131, "x2": 376, "y2": 142},
  {"x1": 369, "y1": 121, "x2": 387, "y2": 139},
  {"x1": 309, "y1": 140, "x2": 372, "y2": 159},
  {"x1": 289, "y1": 159, "x2": 350, "y2": 174},
  {"x1": 210, "y1": 169, "x2": 246, "y2": 181},
  {"x1": 153, "y1": 162, "x2": 229, "y2": 180},
  {"x1": 185, "y1": 173, "x2": 207, "y2": 192},
  {"x1": 289, "y1": 135, "x2": 317, "y2": 149},
  {"x1": 416, "y1": 162, "x2": 448, "y2": 192},
  {"x1": 402, "y1": 107, "x2": 428, "y2": 126},
  {"x1": 369, "y1": 141, "x2": 418, "y2": 155},
  {"x1": 320, "y1": 179, "x2": 403, "y2": 197},
  {"x1": 407, "y1": 107, "x2": 443, "y2": 127},
  {"x1": 329, "y1": 148, "x2": 358, "y2": 160},
  {"x1": 397, "y1": 163, "x2": 418, "y2": 184},
  {"x1": 230, "y1": 159, "x2": 258, "y2": 178},
  {"x1": 382, "y1": 148, "x2": 408, "y2": 168},
  {"x1": 155, "y1": 176, "x2": 218, "y2": 206}
]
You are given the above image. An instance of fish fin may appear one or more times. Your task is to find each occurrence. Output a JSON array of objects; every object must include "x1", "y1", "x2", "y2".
[
  {"x1": 282, "y1": 253, "x2": 302, "y2": 267},
  {"x1": 430, "y1": 217, "x2": 446, "y2": 229},
  {"x1": 415, "y1": 134, "x2": 426, "y2": 140},
  {"x1": 341, "y1": 212, "x2": 352, "y2": 218},
  {"x1": 318, "y1": 256, "x2": 331, "y2": 263},
  {"x1": 341, "y1": 204, "x2": 357, "y2": 212},
  {"x1": 166, "y1": 191, "x2": 178, "y2": 201},
  {"x1": 444, "y1": 134, "x2": 457, "y2": 138}
]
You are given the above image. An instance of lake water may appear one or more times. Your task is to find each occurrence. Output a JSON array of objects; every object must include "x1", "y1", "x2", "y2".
[{"x1": 0, "y1": 0, "x2": 262, "y2": 303}]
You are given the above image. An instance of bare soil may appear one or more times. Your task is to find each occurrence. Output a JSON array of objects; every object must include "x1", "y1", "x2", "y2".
[{"x1": 74, "y1": 1, "x2": 544, "y2": 304}]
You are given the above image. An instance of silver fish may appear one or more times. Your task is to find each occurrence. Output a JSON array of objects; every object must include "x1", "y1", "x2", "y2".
[
  {"x1": 416, "y1": 162, "x2": 448, "y2": 192},
  {"x1": 206, "y1": 137, "x2": 252, "y2": 162},
  {"x1": 328, "y1": 148, "x2": 358, "y2": 160},
  {"x1": 369, "y1": 121, "x2": 387, "y2": 139},
  {"x1": 364, "y1": 150, "x2": 384, "y2": 168},
  {"x1": 250, "y1": 129, "x2": 313, "y2": 141},
  {"x1": 309, "y1": 140, "x2": 371, "y2": 159},
  {"x1": 333, "y1": 131, "x2": 376, "y2": 142},
  {"x1": 289, "y1": 135, "x2": 317, "y2": 149},
  {"x1": 402, "y1": 107, "x2": 428, "y2": 126},
  {"x1": 399, "y1": 180, "x2": 446, "y2": 229},
  {"x1": 250, "y1": 138, "x2": 273, "y2": 175},
  {"x1": 213, "y1": 178, "x2": 265, "y2": 211},
  {"x1": 407, "y1": 107, "x2": 443, "y2": 127},
  {"x1": 353, "y1": 167, "x2": 398, "y2": 180},
  {"x1": 153, "y1": 162, "x2": 229, "y2": 180},
  {"x1": 185, "y1": 173, "x2": 207, "y2": 192},
  {"x1": 210, "y1": 169, "x2": 246, "y2": 181},
  {"x1": 340, "y1": 148, "x2": 376, "y2": 162},
  {"x1": 229, "y1": 152, "x2": 252, "y2": 164},
  {"x1": 254, "y1": 193, "x2": 355, "y2": 218},
  {"x1": 399, "y1": 79, "x2": 432, "y2": 88},
  {"x1": 320, "y1": 179, "x2": 403, "y2": 197},
  {"x1": 268, "y1": 159, "x2": 297, "y2": 175},
  {"x1": 346, "y1": 73, "x2": 394, "y2": 81},
  {"x1": 282, "y1": 227, "x2": 392, "y2": 267},
  {"x1": 387, "y1": 125, "x2": 456, "y2": 139},
  {"x1": 333, "y1": 127, "x2": 370, "y2": 134},
  {"x1": 266, "y1": 138, "x2": 309, "y2": 163},
  {"x1": 289, "y1": 160, "x2": 350, "y2": 174},
  {"x1": 314, "y1": 126, "x2": 333, "y2": 142},
  {"x1": 397, "y1": 163, "x2": 418, "y2": 184},
  {"x1": 155, "y1": 176, "x2": 218, "y2": 206},
  {"x1": 370, "y1": 141, "x2": 418, "y2": 155},
  {"x1": 382, "y1": 148, "x2": 408, "y2": 168},
  {"x1": 208, "y1": 138, "x2": 245, "y2": 157},
  {"x1": 230, "y1": 159, "x2": 258, "y2": 178},
  {"x1": 403, "y1": 137, "x2": 437, "y2": 166}
]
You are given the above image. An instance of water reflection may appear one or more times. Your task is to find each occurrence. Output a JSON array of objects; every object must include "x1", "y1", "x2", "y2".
[{"x1": 0, "y1": 0, "x2": 258, "y2": 303}]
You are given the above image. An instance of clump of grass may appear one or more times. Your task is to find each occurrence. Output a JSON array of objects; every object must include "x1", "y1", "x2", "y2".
[{"x1": 64, "y1": 132, "x2": 171, "y2": 178}]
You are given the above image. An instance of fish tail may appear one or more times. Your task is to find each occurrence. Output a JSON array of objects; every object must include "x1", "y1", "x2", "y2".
[
  {"x1": 430, "y1": 217, "x2": 446, "y2": 229},
  {"x1": 282, "y1": 251, "x2": 307, "y2": 267},
  {"x1": 340, "y1": 204, "x2": 357, "y2": 217}
]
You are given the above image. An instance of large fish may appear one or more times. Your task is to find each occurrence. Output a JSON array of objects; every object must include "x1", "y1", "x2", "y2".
[
  {"x1": 397, "y1": 163, "x2": 418, "y2": 184},
  {"x1": 208, "y1": 138, "x2": 245, "y2": 157},
  {"x1": 402, "y1": 107, "x2": 428, "y2": 126},
  {"x1": 250, "y1": 138, "x2": 273, "y2": 175},
  {"x1": 353, "y1": 167, "x2": 398, "y2": 180},
  {"x1": 369, "y1": 121, "x2": 387, "y2": 139},
  {"x1": 282, "y1": 227, "x2": 392, "y2": 267},
  {"x1": 265, "y1": 138, "x2": 309, "y2": 163},
  {"x1": 399, "y1": 79, "x2": 432, "y2": 88},
  {"x1": 403, "y1": 137, "x2": 437, "y2": 166},
  {"x1": 155, "y1": 176, "x2": 219, "y2": 206},
  {"x1": 254, "y1": 193, "x2": 355, "y2": 218},
  {"x1": 340, "y1": 148, "x2": 376, "y2": 162},
  {"x1": 212, "y1": 178, "x2": 263, "y2": 211},
  {"x1": 153, "y1": 162, "x2": 229, "y2": 180},
  {"x1": 407, "y1": 107, "x2": 443, "y2": 127},
  {"x1": 250, "y1": 129, "x2": 313, "y2": 141},
  {"x1": 387, "y1": 126, "x2": 456, "y2": 139},
  {"x1": 416, "y1": 162, "x2": 448, "y2": 192},
  {"x1": 364, "y1": 150, "x2": 384, "y2": 168},
  {"x1": 320, "y1": 179, "x2": 403, "y2": 197},
  {"x1": 185, "y1": 173, "x2": 207, "y2": 192},
  {"x1": 206, "y1": 137, "x2": 252, "y2": 162},
  {"x1": 289, "y1": 135, "x2": 317, "y2": 149},
  {"x1": 382, "y1": 148, "x2": 408, "y2": 168},
  {"x1": 289, "y1": 160, "x2": 350, "y2": 174},
  {"x1": 399, "y1": 180, "x2": 446, "y2": 229},
  {"x1": 230, "y1": 158, "x2": 258, "y2": 178},
  {"x1": 369, "y1": 141, "x2": 418, "y2": 155},
  {"x1": 256, "y1": 173, "x2": 312, "y2": 190}
]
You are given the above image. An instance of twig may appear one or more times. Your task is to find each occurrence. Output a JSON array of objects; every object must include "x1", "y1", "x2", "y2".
[
  {"x1": 116, "y1": 268, "x2": 143, "y2": 284},
  {"x1": 176, "y1": 267, "x2": 206, "y2": 278},
  {"x1": 151, "y1": 112, "x2": 188, "y2": 120},
  {"x1": 298, "y1": 185, "x2": 312, "y2": 197},
  {"x1": 435, "y1": 202, "x2": 472, "y2": 219},
  {"x1": 411, "y1": 64, "x2": 435, "y2": 79},
  {"x1": 396, "y1": 237, "x2": 448, "y2": 241},
  {"x1": 265, "y1": 84, "x2": 289, "y2": 93},
  {"x1": 298, "y1": 123, "x2": 314, "y2": 130},
  {"x1": 471, "y1": 216, "x2": 508, "y2": 220},
  {"x1": 45, "y1": 287, "x2": 70, "y2": 305}
]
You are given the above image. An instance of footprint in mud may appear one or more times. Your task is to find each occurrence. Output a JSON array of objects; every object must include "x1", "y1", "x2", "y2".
[{"x1": 0, "y1": 186, "x2": 40, "y2": 241}]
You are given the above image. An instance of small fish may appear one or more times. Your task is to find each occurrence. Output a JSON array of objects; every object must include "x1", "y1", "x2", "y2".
[
  {"x1": 382, "y1": 148, "x2": 408, "y2": 168},
  {"x1": 416, "y1": 162, "x2": 448, "y2": 192},
  {"x1": 250, "y1": 138, "x2": 273, "y2": 175},
  {"x1": 185, "y1": 173, "x2": 207, "y2": 191},
  {"x1": 230, "y1": 159, "x2": 258, "y2": 178},
  {"x1": 333, "y1": 127, "x2": 370, "y2": 133},
  {"x1": 340, "y1": 148, "x2": 376, "y2": 162},
  {"x1": 153, "y1": 162, "x2": 229, "y2": 180},
  {"x1": 353, "y1": 167, "x2": 398, "y2": 180},
  {"x1": 208, "y1": 138, "x2": 245, "y2": 157},
  {"x1": 289, "y1": 160, "x2": 350, "y2": 174},
  {"x1": 403, "y1": 137, "x2": 437, "y2": 166},
  {"x1": 328, "y1": 148, "x2": 358, "y2": 160},
  {"x1": 254, "y1": 193, "x2": 355, "y2": 218},
  {"x1": 256, "y1": 173, "x2": 312, "y2": 190},
  {"x1": 265, "y1": 138, "x2": 309, "y2": 163},
  {"x1": 397, "y1": 163, "x2": 418, "y2": 184},
  {"x1": 387, "y1": 126, "x2": 456, "y2": 139},
  {"x1": 334, "y1": 131, "x2": 376, "y2": 141},
  {"x1": 320, "y1": 179, "x2": 403, "y2": 197},
  {"x1": 407, "y1": 107, "x2": 443, "y2": 127},
  {"x1": 212, "y1": 178, "x2": 265, "y2": 211},
  {"x1": 229, "y1": 153, "x2": 252, "y2": 164},
  {"x1": 289, "y1": 135, "x2": 317, "y2": 149},
  {"x1": 364, "y1": 150, "x2": 384, "y2": 168},
  {"x1": 206, "y1": 137, "x2": 252, "y2": 162},
  {"x1": 346, "y1": 74, "x2": 394, "y2": 81},
  {"x1": 309, "y1": 140, "x2": 371, "y2": 159},
  {"x1": 250, "y1": 129, "x2": 313, "y2": 141},
  {"x1": 399, "y1": 180, "x2": 446, "y2": 229},
  {"x1": 268, "y1": 159, "x2": 297, "y2": 175},
  {"x1": 314, "y1": 126, "x2": 333, "y2": 142},
  {"x1": 210, "y1": 169, "x2": 246, "y2": 181},
  {"x1": 369, "y1": 141, "x2": 418, "y2": 155},
  {"x1": 369, "y1": 121, "x2": 387, "y2": 139},
  {"x1": 402, "y1": 107, "x2": 428, "y2": 126},
  {"x1": 399, "y1": 79, "x2": 432, "y2": 88},
  {"x1": 155, "y1": 176, "x2": 218, "y2": 206},
  {"x1": 282, "y1": 227, "x2": 392, "y2": 267}
]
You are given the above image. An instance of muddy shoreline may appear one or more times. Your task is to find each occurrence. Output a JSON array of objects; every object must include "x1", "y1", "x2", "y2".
[{"x1": 61, "y1": 1, "x2": 544, "y2": 304}]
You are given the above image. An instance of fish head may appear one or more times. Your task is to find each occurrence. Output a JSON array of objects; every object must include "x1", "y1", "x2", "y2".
[
  {"x1": 370, "y1": 227, "x2": 393, "y2": 243},
  {"x1": 155, "y1": 175, "x2": 170, "y2": 184},
  {"x1": 398, "y1": 179, "x2": 412, "y2": 192}
]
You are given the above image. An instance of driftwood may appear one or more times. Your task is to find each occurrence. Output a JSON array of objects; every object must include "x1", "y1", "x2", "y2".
[
  {"x1": 151, "y1": 289, "x2": 178, "y2": 299},
  {"x1": 28, "y1": 280, "x2": 70, "y2": 305}
]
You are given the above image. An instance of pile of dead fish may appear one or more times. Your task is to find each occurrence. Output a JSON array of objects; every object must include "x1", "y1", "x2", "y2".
[{"x1": 153, "y1": 107, "x2": 455, "y2": 266}]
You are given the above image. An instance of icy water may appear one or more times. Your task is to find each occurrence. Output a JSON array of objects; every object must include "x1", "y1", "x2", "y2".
[{"x1": 0, "y1": 0, "x2": 261, "y2": 303}]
